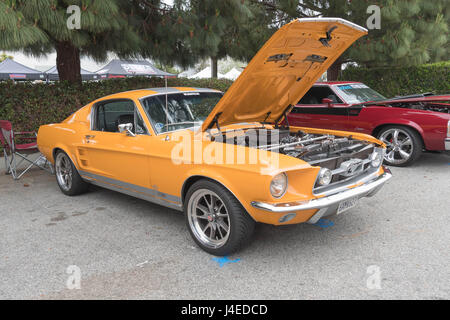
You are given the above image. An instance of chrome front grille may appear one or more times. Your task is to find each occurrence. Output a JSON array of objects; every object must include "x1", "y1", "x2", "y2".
[{"x1": 313, "y1": 144, "x2": 381, "y2": 195}]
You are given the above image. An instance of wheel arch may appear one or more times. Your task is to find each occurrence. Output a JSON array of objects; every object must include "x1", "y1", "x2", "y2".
[
  {"x1": 372, "y1": 123, "x2": 425, "y2": 148},
  {"x1": 52, "y1": 146, "x2": 79, "y2": 169},
  {"x1": 181, "y1": 175, "x2": 254, "y2": 221}
]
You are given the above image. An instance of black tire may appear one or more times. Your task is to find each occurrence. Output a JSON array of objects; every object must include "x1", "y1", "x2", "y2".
[
  {"x1": 54, "y1": 151, "x2": 89, "y2": 196},
  {"x1": 377, "y1": 126, "x2": 423, "y2": 167},
  {"x1": 184, "y1": 180, "x2": 256, "y2": 256}
]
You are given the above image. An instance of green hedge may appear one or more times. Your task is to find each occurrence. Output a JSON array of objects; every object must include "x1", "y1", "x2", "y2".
[
  {"x1": 0, "y1": 77, "x2": 234, "y2": 133},
  {"x1": 2, "y1": 61, "x2": 449, "y2": 135},
  {"x1": 340, "y1": 61, "x2": 450, "y2": 98}
]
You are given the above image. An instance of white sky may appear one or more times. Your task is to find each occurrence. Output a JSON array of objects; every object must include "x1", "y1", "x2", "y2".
[{"x1": 4, "y1": 0, "x2": 175, "y2": 72}]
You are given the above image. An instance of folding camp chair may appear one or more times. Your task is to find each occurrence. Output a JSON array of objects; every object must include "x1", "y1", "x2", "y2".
[{"x1": 0, "y1": 120, "x2": 53, "y2": 180}]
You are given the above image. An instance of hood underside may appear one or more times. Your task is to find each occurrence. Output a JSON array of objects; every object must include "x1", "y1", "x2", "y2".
[{"x1": 202, "y1": 18, "x2": 368, "y2": 132}]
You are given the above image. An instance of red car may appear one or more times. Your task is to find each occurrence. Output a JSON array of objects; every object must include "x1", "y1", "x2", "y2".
[{"x1": 288, "y1": 81, "x2": 450, "y2": 166}]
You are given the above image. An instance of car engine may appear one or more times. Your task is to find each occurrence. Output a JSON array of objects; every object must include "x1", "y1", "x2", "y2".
[{"x1": 214, "y1": 128, "x2": 382, "y2": 193}]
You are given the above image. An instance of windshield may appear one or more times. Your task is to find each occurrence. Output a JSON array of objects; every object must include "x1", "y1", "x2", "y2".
[
  {"x1": 141, "y1": 92, "x2": 223, "y2": 134},
  {"x1": 336, "y1": 84, "x2": 386, "y2": 104}
]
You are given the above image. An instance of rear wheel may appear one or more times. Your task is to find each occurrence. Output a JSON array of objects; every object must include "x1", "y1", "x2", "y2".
[
  {"x1": 55, "y1": 151, "x2": 89, "y2": 196},
  {"x1": 184, "y1": 180, "x2": 255, "y2": 256},
  {"x1": 378, "y1": 126, "x2": 423, "y2": 167}
]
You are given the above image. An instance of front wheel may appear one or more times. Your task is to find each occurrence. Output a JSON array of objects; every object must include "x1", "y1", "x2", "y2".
[
  {"x1": 55, "y1": 151, "x2": 89, "y2": 196},
  {"x1": 378, "y1": 126, "x2": 423, "y2": 167},
  {"x1": 184, "y1": 180, "x2": 256, "y2": 256}
]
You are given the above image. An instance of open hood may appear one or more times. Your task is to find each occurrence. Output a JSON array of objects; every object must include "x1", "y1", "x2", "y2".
[{"x1": 202, "y1": 18, "x2": 368, "y2": 131}]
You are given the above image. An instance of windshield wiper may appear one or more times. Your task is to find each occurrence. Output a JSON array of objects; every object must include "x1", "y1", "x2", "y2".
[{"x1": 164, "y1": 121, "x2": 202, "y2": 128}]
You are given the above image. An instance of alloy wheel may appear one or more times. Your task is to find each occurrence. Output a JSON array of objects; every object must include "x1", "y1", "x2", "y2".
[
  {"x1": 55, "y1": 153, "x2": 73, "y2": 191},
  {"x1": 187, "y1": 189, "x2": 231, "y2": 249},
  {"x1": 379, "y1": 128, "x2": 414, "y2": 165}
]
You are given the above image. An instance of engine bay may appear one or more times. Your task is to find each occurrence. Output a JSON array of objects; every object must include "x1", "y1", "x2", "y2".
[
  {"x1": 389, "y1": 102, "x2": 450, "y2": 114},
  {"x1": 212, "y1": 128, "x2": 376, "y2": 170}
]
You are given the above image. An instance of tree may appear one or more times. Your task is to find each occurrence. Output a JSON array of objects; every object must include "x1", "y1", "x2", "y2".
[
  {"x1": 168, "y1": 0, "x2": 257, "y2": 78},
  {"x1": 254, "y1": 0, "x2": 449, "y2": 80},
  {"x1": 0, "y1": 53, "x2": 13, "y2": 62},
  {"x1": 347, "y1": 0, "x2": 449, "y2": 68},
  {"x1": 133, "y1": 0, "x2": 200, "y2": 70},
  {"x1": 0, "y1": 0, "x2": 146, "y2": 83}
]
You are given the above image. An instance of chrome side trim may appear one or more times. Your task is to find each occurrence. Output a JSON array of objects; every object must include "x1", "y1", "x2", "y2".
[
  {"x1": 79, "y1": 170, "x2": 183, "y2": 211},
  {"x1": 251, "y1": 171, "x2": 392, "y2": 214}
]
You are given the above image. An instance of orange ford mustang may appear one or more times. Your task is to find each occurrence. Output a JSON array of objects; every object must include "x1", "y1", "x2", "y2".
[{"x1": 38, "y1": 18, "x2": 392, "y2": 256}]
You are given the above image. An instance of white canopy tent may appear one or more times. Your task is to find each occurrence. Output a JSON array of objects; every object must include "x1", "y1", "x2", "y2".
[
  {"x1": 188, "y1": 67, "x2": 225, "y2": 79},
  {"x1": 223, "y1": 68, "x2": 242, "y2": 80}
]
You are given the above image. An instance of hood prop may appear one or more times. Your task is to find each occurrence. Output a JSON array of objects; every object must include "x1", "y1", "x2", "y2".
[
  {"x1": 275, "y1": 105, "x2": 294, "y2": 130},
  {"x1": 206, "y1": 112, "x2": 223, "y2": 133}
]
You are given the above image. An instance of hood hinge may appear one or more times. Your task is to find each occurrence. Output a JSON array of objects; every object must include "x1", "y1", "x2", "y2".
[{"x1": 319, "y1": 26, "x2": 338, "y2": 47}]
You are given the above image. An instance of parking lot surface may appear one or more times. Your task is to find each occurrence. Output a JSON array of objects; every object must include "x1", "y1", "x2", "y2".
[{"x1": 0, "y1": 152, "x2": 449, "y2": 300}]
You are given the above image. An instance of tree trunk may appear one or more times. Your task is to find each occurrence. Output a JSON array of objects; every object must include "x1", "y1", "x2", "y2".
[
  {"x1": 56, "y1": 41, "x2": 82, "y2": 84},
  {"x1": 211, "y1": 57, "x2": 218, "y2": 79},
  {"x1": 327, "y1": 60, "x2": 342, "y2": 81}
]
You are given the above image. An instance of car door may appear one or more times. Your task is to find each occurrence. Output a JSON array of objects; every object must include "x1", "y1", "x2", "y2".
[
  {"x1": 76, "y1": 98, "x2": 152, "y2": 190},
  {"x1": 288, "y1": 85, "x2": 350, "y2": 131}
]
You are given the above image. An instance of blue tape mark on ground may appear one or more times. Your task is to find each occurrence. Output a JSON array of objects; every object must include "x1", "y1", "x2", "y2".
[
  {"x1": 212, "y1": 256, "x2": 241, "y2": 267},
  {"x1": 314, "y1": 218, "x2": 335, "y2": 229}
]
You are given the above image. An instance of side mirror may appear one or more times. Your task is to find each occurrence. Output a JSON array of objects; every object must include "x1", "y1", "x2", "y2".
[
  {"x1": 118, "y1": 123, "x2": 135, "y2": 137},
  {"x1": 322, "y1": 98, "x2": 334, "y2": 107}
]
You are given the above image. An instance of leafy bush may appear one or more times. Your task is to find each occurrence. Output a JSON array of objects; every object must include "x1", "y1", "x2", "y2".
[
  {"x1": 0, "y1": 77, "x2": 234, "y2": 133},
  {"x1": 2, "y1": 61, "x2": 449, "y2": 136},
  {"x1": 340, "y1": 61, "x2": 450, "y2": 97}
]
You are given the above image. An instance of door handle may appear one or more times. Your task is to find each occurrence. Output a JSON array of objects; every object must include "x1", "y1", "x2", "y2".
[{"x1": 85, "y1": 135, "x2": 96, "y2": 140}]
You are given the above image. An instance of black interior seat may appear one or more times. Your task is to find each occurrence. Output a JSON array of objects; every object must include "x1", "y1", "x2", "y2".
[{"x1": 115, "y1": 114, "x2": 134, "y2": 132}]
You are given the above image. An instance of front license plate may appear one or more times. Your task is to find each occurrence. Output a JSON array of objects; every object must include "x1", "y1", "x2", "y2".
[{"x1": 337, "y1": 197, "x2": 359, "y2": 215}]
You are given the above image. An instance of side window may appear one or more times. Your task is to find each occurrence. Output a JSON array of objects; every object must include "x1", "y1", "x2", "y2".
[
  {"x1": 95, "y1": 100, "x2": 148, "y2": 134},
  {"x1": 299, "y1": 87, "x2": 343, "y2": 104}
]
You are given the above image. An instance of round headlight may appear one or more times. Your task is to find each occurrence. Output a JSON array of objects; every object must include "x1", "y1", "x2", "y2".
[
  {"x1": 317, "y1": 168, "x2": 332, "y2": 186},
  {"x1": 370, "y1": 151, "x2": 383, "y2": 168},
  {"x1": 270, "y1": 173, "x2": 288, "y2": 198}
]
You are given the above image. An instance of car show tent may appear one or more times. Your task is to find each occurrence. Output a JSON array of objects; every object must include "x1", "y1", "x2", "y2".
[
  {"x1": 96, "y1": 59, "x2": 176, "y2": 79},
  {"x1": 223, "y1": 68, "x2": 242, "y2": 80},
  {"x1": 45, "y1": 66, "x2": 99, "y2": 81},
  {"x1": 0, "y1": 59, "x2": 46, "y2": 81},
  {"x1": 188, "y1": 67, "x2": 225, "y2": 79}
]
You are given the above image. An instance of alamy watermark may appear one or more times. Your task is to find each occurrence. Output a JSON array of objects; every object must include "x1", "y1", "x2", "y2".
[
  {"x1": 66, "y1": 265, "x2": 81, "y2": 290},
  {"x1": 170, "y1": 129, "x2": 281, "y2": 173},
  {"x1": 367, "y1": 5, "x2": 381, "y2": 30},
  {"x1": 366, "y1": 265, "x2": 382, "y2": 290},
  {"x1": 67, "y1": 5, "x2": 81, "y2": 30},
  {"x1": 66, "y1": 4, "x2": 381, "y2": 31}
]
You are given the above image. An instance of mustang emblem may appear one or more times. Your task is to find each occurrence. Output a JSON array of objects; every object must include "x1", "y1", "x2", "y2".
[{"x1": 340, "y1": 159, "x2": 364, "y2": 177}]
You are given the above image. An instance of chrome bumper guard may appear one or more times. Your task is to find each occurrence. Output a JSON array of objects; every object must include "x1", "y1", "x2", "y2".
[
  {"x1": 445, "y1": 138, "x2": 450, "y2": 151},
  {"x1": 251, "y1": 170, "x2": 392, "y2": 216}
]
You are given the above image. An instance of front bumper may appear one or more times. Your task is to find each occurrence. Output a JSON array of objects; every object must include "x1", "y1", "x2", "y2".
[
  {"x1": 445, "y1": 138, "x2": 450, "y2": 151},
  {"x1": 251, "y1": 169, "x2": 392, "y2": 222}
]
